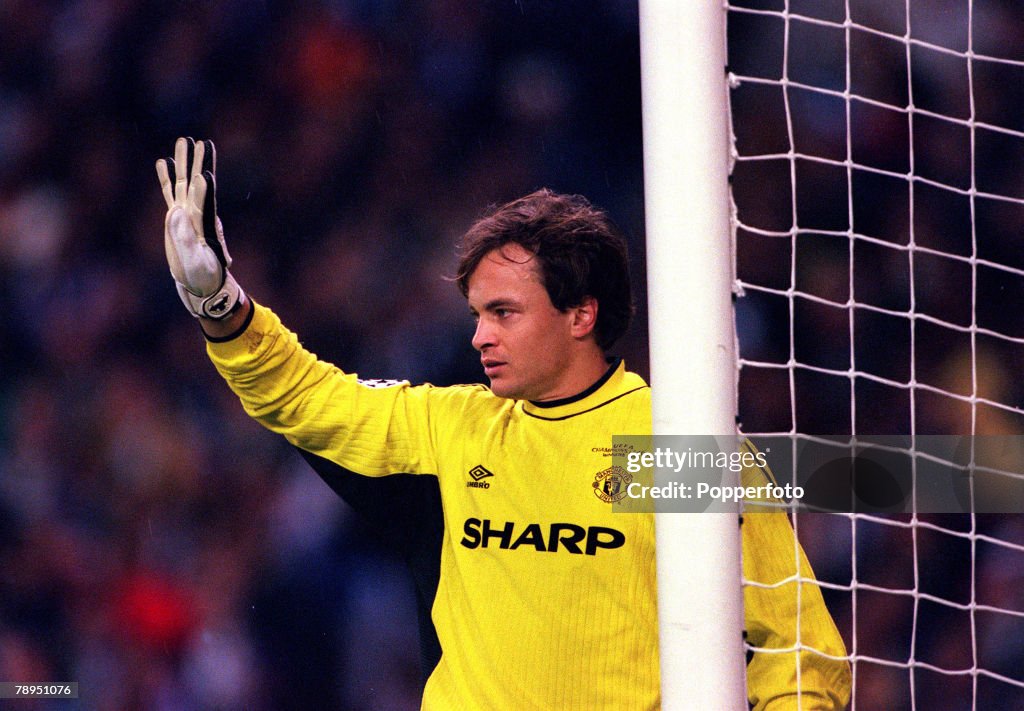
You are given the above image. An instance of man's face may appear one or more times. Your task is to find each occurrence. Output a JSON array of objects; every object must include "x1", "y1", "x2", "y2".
[{"x1": 467, "y1": 244, "x2": 580, "y2": 401}]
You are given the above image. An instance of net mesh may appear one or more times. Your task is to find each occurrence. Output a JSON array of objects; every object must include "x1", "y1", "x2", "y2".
[{"x1": 726, "y1": 1, "x2": 1024, "y2": 708}]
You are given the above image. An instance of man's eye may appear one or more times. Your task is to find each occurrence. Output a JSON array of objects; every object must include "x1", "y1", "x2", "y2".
[{"x1": 495, "y1": 308, "x2": 510, "y2": 318}]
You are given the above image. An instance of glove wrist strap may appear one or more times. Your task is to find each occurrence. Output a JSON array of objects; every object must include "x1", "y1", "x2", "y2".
[{"x1": 176, "y1": 272, "x2": 244, "y2": 320}]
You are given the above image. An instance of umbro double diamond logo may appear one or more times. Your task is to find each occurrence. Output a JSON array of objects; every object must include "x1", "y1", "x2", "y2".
[{"x1": 467, "y1": 465, "x2": 494, "y2": 489}]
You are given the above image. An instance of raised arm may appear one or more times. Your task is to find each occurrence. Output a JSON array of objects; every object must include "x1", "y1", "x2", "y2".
[{"x1": 155, "y1": 136, "x2": 445, "y2": 478}]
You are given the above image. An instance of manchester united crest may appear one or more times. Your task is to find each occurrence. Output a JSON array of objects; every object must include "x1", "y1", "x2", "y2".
[{"x1": 593, "y1": 466, "x2": 632, "y2": 503}]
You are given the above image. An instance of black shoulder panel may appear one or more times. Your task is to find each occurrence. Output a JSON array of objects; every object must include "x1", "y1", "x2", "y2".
[{"x1": 294, "y1": 448, "x2": 444, "y2": 682}]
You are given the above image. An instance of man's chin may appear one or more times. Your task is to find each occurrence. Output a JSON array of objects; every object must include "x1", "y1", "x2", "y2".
[{"x1": 487, "y1": 377, "x2": 520, "y2": 400}]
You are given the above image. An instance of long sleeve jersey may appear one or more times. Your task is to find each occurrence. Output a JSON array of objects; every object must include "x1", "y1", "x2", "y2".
[{"x1": 208, "y1": 303, "x2": 851, "y2": 710}]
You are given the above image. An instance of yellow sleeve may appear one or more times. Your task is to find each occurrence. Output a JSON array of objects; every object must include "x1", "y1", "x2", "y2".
[
  {"x1": 205, "y1": 302, "x2": 445, "y2": 477},
  {"x1": 740, "y1": 444, "x2": 852, "y2": 710}
]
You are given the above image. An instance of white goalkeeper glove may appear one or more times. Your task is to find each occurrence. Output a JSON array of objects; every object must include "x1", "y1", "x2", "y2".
[{"x1": 156, "y1": 137, "x2": 244, "y2": 319}]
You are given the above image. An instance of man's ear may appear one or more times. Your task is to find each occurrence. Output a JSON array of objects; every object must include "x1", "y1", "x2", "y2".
[{"x1": 570, "y1": 296, "x2": 599, "y2": 339}]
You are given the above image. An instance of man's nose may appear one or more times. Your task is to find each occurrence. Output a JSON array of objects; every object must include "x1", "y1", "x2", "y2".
[{"x1": 472, "y1": 318, "x2": 494, "y2": 351}]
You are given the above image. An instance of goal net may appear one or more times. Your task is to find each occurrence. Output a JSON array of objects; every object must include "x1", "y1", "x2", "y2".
[{"x1": 727, "y1": 1, "x2": 1024, "y2": 708}]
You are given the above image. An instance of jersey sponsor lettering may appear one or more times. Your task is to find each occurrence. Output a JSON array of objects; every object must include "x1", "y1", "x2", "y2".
[{"x1": 460, "y1": 518, "x2": 625, "y2": 555}]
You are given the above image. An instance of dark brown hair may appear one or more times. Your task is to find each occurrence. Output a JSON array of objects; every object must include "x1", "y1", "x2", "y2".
[{"x1": 455, "y1": 189, "x2": 634, "y2": 350}]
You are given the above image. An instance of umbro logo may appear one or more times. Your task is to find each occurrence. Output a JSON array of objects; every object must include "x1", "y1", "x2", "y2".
[
  {"x1": 467, "y1": 465, "x2": 494, "y2": 489},
  {"x1": 469, "y1": 465, "x2": 493, "y2": 481}
]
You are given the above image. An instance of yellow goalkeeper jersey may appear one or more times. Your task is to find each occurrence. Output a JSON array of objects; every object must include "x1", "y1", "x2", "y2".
[{"x1": 208, "y1": 303, "x2": 851, "y2": 710}]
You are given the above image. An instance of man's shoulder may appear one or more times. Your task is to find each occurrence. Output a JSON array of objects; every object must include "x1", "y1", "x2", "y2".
[
  {"x1": 614, "y1": 366, "x2": 650, "y2": 407},
  {"x1": 418, "y1": 381, "x2": 510, "y2": 413},
  {"x1": 620, "y1": 368, "x2": 649, "y2": 391}
]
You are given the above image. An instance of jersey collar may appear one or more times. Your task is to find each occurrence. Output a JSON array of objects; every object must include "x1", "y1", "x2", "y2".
[{"x1": 521, "y1": 358, "x2": 648, "y2": 420}]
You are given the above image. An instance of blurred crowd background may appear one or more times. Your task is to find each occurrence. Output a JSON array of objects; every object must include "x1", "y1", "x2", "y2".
[
  {"x1": 1, "y1": 0, "x2": 1023, "y2": 708},
  {"x1": 0, "y1": 1, "x2": 643, "y2": 709}
]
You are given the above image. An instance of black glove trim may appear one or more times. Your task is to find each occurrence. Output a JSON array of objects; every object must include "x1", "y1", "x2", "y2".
[{"x1": 202, "y1": 297, "x2": 255, "y2": 343}]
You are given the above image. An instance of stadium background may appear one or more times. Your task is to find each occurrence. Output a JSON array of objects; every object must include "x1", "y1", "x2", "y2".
[
  {"x1": 0, "y1": 0, "x2": 1021, "y2": 709},
  {"x1": 0, "y1": 2, "x2": 644, "y2": 708}
]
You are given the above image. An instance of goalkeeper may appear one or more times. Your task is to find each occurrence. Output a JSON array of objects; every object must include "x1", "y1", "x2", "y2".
[{"x1": 157, "y1": 137, "x2": 851, "y2": 710}]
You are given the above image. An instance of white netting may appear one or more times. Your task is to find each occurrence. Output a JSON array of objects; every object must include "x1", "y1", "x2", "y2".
[{"x1": 727, "y1": 1, "x2": 1024, "y2": 708}]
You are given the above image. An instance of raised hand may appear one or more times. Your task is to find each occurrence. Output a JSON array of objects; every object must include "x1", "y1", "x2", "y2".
[{"x1": 156, "y1": 137, "x2": 243, "y2": 320}]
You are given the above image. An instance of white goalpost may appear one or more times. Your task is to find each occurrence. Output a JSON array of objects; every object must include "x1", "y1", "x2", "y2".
[
  {"x1": 639, "y1": 1, "x2": 746, "y2": 708},
  {"x1": 642, "y1": 0, "x2": 1024, "y2": 709}
]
